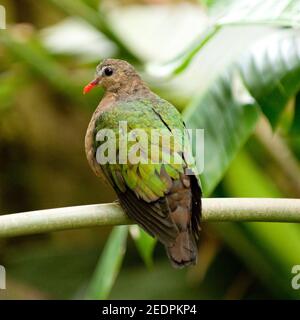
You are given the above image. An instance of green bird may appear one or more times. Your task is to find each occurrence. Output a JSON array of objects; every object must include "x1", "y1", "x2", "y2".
[{"x1": 84, "y1": 59, "x2": 202, "y2": 268}]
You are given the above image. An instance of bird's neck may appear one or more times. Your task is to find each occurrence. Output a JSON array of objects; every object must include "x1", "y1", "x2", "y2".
[{"x1": 105, "y1": 76, "x2": 155, "y2": 101}]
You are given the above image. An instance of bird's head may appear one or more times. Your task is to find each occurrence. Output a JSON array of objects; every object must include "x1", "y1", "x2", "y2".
[{"x1": 83, "y1": 59, "x2": 141, "y2": 94}]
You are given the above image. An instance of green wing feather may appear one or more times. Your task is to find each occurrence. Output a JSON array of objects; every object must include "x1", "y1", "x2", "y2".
[{"x1": 94, "y1": 98, "x2": 200, "y2": 202}]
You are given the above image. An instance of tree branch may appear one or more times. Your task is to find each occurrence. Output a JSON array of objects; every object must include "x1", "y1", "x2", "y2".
[{"x1": 0, "y1": 198, "x2": 299, "y2": 238}]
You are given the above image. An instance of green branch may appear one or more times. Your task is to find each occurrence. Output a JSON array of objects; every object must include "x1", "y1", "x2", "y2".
[{"x1": 0, "y1": 198, "x2": 299, "y2": 238}]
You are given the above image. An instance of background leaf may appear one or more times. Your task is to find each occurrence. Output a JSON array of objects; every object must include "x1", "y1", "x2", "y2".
[
  {"x1": 291, "y1": 92, "x2": 300, "y2": 135},
  {"x1": 184, "y1": 29, "x2": 300, "y2": 194},
  {"x1": 46, "y1": 0, "x2": 140, "y2": 62},
  {"x1": 129, "y1": 226, "x2": 156, "y2": 268},
  {"x1": 239, "y1": 30, "x2": 300, "y2": 126},
  {"x1": 85, "y1": 226, "x2": 128, "y2": 300},
  {"x1": 162, "y1": 0, "x2": 300, "y2": 77},
  {"x1": 217, "y1": 0, "x2": 300, "y2": 27},
  {"x1": 184, "y1": 70, "x2": 259, "y2": 195}
]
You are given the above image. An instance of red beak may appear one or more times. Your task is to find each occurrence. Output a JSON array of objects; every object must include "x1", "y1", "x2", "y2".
[{"x1": 83, "y1": 78, "x2": 100, "y2": 94}]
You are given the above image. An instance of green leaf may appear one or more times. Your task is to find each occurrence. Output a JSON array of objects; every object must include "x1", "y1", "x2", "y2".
[
  {"x1": 183, "y1": 28, "x2": 300, "y2": 194},
  {"x1": 217, "y1": 0, "x2": 300, "y2": 27},
  {"x1": 129, "y1": 225, "x2": 156, "y2": 268},
  {"x1": 291, "y1": 92, "x2": 300, "y2": 135},
  {"x1": 0, "y1": 72, "x2": 23, "y2": 111},
  {"x1": 158, "y1": 0, "x2": 300, "y2": 77},
  {"x1": 85, "y1": 226, "x2": 128, "y2": 300},
  {"x1": 183, "y1": 69, "x2": 259, "y2": 195},
  {"x1": 239, "y1": 30, "x2": 300, "y2": 126}
]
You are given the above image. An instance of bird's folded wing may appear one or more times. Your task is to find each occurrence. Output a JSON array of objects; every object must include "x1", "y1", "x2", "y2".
[{"x1": 93, "y1": 99, "x2": 199, "y2": 243}]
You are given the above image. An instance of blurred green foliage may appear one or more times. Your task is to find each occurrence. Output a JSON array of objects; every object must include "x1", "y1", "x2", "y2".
[{"x1": 0, "y1": 0, "x2": 300, "y2": 300}]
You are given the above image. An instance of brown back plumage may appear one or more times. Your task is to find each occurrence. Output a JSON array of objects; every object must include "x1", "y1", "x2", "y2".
[
  {"x1": 165, "y1": 173, "x2": 201, "y2": 267},
  {"x1": 118, "y1": 171, "x2": 201, "y2": 268}
]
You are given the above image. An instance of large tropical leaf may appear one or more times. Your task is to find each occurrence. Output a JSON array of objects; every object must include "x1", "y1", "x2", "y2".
[
  {"x1": 162, "y1": 0, "x2": 300, "y2": 76},
  {"x1": 184, "y1": 29, "x2": 300, "y2": 194},
  {"x1": 239, "y1": 30, "x2": 300, "y2": 126}
]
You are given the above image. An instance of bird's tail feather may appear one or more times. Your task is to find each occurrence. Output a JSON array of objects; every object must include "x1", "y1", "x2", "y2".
[{"x1": 165, "y1": 230, "x2": 197, "y2": 268}]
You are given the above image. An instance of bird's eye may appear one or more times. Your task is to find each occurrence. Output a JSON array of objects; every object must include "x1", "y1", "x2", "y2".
[{"x1": 103, "y1": 67, "x2": 113, "y2": 77}]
